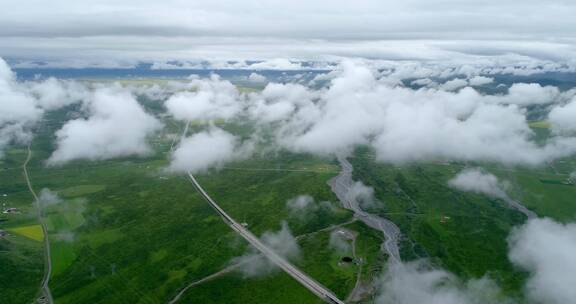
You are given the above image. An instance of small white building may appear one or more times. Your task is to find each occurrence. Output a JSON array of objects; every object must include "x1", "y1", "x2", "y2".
[{"x1": 3, "y1": 207, "x2": 21, "y2": 214}]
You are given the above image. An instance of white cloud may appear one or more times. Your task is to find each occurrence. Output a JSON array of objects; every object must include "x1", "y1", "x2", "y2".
[
  {"x1": 286, "y1": 195, "x2": 316, "y2": 218},
  {"x1": 376, "y1": 217, "x2": 576, "y2": 304},
  {"x1": 248, "y1": 72, "x2": 267, "y2": 83},
  {"x1": 2, "y1": 1, "x2": 576, "y2": 64},
  {"x1": 347, "y1": 181, "x2": 377, "y2": 209},
  {"x1": 549, "y1": 98, "x2": 576, "y2": 134},
  {"x1": 411, "y1": 78, "x2": 436, "y2": 87},
  {"x1": 48, "y1": 88, "x2": 162, "y2": 165},
  {"x1": 277, "y1": 61, "x2": 381, "y2": 155},
  {"x1": 329, "y1": 230, "x2": 351, "y2": 254},
  {"x1": 167, "y1": 127, "x2": 250, "y2": 173},
  {"x1": 164, "y1": 75, "x2": 241, "y2": 122},
  {"x1": 234, "y1": 221, "x2": 300, "y2": 278},
  {"x1": 284, "y1": 194, "x2": 334, "y2": 221},
  {"x1": 267, "y1": 61, "x2": 576, "y2": 165},
  {"x1": 448, "y1": 168, "x2": 508, "y2": 199},
  {"x1": 500, "y1": 83, "x2": 560, "y2": 106},
  {"x1": 39, "y1": 188, "x2": 62, "y2": 206},
  {"x1": 27, "y1": 77, "x2": 88, "y2": 110},
  {"x1": 440, "y1": 78, "x2": 468, "y2": 91},
  {"x1": 0, "y1": 58, "x2": 42, "y2": 156},
  {"x1": 508, "y1": 218, "x2": 576, "y2": 304},
  {"x1": 376, "y1": 261, "x2": 506, "y2": 304},
  {"x1": 249, "y1": 59, "x2": 303, "y2": 70},
  {"x1": 468, "y1": 76, "x2": 493, "y2": 86},
  {"x1": 248, "y1": 82, "x2": 315, "y2": 123}
]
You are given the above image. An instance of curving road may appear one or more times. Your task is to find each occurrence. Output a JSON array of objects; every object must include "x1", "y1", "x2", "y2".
[
  {"x1": 505, "y1": 198, "x2": 537, "y2": 220},
  {"x1": 328, "y1": 156, "x2": 402, "y2": 264},
  {"x1": 187, "y1": 172, "x2": 345, "y2": 304},
  {"x1": 168, "y1": 260, "x2": 249, "y2": 304},
  {"x1": 23, "y1": 145, "x2": 53, "y2": 304}
]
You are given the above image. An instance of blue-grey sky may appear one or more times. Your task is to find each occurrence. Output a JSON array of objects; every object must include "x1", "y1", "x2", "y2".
[{"x1": 1, "y1": 0, "x2": 575, "y2": 65}]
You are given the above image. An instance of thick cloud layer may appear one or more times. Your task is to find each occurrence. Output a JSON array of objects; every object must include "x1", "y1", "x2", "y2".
[
  {"x1": 157, "y1": 60, "x2": 576, "y2": 168},
  {"x1": 448, "y1": 168, "x2": 508, "y2": 199},
  {"x1": 508, "y1": 218, "x2": 576, "y2": 304},
  {"x1": 264, "y1": 62, "x2": 576, "y2": 165},
  {"x1": 48, "y1": 88, "x2": 162, "y2": 165},
  {"x1": 2, "y1": 1, "x2": 576, "y2": 64},
  {"x1": 4, "y1": 57, "x2": 576, "y2": 171}
]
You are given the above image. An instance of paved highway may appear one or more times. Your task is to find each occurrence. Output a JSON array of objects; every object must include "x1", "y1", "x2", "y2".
[
  {"x1": 187, "y1": 172, "x2": 345, "y2": 304},
  {"x1": 23, "y1": 145, "x2": 54, "y2": 304}
]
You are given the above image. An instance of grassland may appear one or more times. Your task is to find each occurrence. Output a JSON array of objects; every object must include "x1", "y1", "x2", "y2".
[
  {"x1": 350, "y1": 160, "x2": 525, "y2": 297},
  {"x1": 0, "y1": 96, "x2": 375, "y2": 303},
  {"x1": 8, "y1": 225, "x2": 44, "y2": 242},
  {"x1": 2, "y1": 83, "x2": 575, "y2": 303},
  {"x1": 59, "y1": 185, "x2": 106, "y2": 198},
  {"x1": 348, "y1": 145, "x2": 576, "y2": 299},
  {"x1": 0, "y1": 148, "x2": 44, "y2": 303},
  {"x1": 528, "y1": 120, "x2": 551, "y2": 129}
]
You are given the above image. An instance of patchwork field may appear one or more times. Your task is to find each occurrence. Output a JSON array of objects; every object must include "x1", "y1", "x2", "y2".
[{"x1": 8, "y1": 225, "x2": 44, "y2": 242}]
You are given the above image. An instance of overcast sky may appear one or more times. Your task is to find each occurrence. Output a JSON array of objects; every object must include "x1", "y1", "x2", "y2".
[{"x1": 2, "y1": 0, "x2": 576, "y2": 64}]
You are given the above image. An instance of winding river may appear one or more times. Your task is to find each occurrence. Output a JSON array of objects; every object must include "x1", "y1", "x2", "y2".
[{"x1": 328, "y1": 156, "x2": 402, "y2": 264}]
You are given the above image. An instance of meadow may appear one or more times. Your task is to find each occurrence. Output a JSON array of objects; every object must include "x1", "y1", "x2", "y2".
[
  {"x1": 1, "y1": 83, "x2": 575, "y2": 304},
  {"x1": 1, "y1": 96, "x2": 378, "y2": 303}
]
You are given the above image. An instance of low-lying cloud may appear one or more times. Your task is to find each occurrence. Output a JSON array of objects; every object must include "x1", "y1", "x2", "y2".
[
  {"x1": 260, "y1": 61, "x2": 576, "y2": 166},
  {"x1": 39, "y1": 188, "x2": 63, "y2": 206},
  {"x1": 168, "y1": 127, "x2": 251, "y2": 173},
  {"x1": 164, "y1": 75, "x2": 241, "y2": 122},
  {"x1": 27, "y1": 77, "x2": 89, "y2": 110},
  {"x1": 48, "y1": 88, "x2": 162, "y2": 165},
  {"x1": 347, "y1": 180, "x2": 377, "y2": 209},
  {"x1": 376, "y1": 217, "x2": 576, "y2": 304},
  {"x1": 376, "y1": 260, "x2": 506, "y2": 304},
  {"x1": 286, "y1": 195, "x2": 316, "y2": 218},
  {"x1": 0, "y1": 58, "x2": 42, "y2": 156},
  {"x1": 3, "y1": 58, "x2": 576, "y2": 172},
  {"x1": 508, "y1": 218, "x2": 576, "y2": 304},
  {"x1": 448, "y1": 168, "x2": 508, "y2": 199},
  {"x1": 285, "y1": 194, "x2": 334, "y2": 221},
  {"x1": 233, "y1": 221, "x2": 300, "y2": 278},
  {"x1": 549, "y1": 97, "x2": 576, "y2": 135},
  {"x1": 329, "y1": 230, "x2": 352, "y2": 254}
]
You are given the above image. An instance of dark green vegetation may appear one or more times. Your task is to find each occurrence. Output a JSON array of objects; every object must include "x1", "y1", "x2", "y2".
[
  {"x1": 2, "y1": 82, "x2": 576, "y2": 303},
  {"x1": 349, "y1": 145, "x2": 576, "y2": 300},
  {"x1": 0, "y1": 91, "x2": 375, "y2": 304},
  {"x1": 0, "y1": 147, "x2": 44, "y2": 303},
  {"x1": 490, "y1": 163, "x2": 576, "y2": 223}
]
